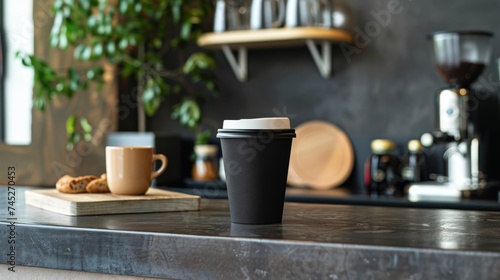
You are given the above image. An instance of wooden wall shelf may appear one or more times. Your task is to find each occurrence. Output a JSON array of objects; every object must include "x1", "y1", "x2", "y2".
[{"x1": 197, "y1": 27, "x2": 353, "y2": 82}]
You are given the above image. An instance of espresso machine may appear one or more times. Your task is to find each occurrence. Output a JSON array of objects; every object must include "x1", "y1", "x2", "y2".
[{"x1": 409, "y1": 31, "x2": 500, "y2": 201}]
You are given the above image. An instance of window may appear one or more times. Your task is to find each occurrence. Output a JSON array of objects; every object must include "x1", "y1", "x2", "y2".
[
  {"x1": 1, "y1": 0, "x2": 33, "y2": 145},
  {"x1": 0, "y1": 3, "x2": 4, "y2": 141}
]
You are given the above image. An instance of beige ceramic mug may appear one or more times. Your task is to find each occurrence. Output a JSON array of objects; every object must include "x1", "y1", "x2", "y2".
[{"x1": 106, "y1": 146, "x2": 168, "y2": 195}]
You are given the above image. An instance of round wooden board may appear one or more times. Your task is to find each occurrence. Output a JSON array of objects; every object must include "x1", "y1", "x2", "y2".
[{"x1": 288, "y1": 121, "x2": 354, "y2": 190}]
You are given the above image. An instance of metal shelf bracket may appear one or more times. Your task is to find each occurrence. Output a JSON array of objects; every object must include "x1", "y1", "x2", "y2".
[
  {"x1": 305, "y1": 39, "x2": 331, "y2": 78},
  {"x1": 220, "y1": 41, "x2": 332, "y2": 81},
  {"x1": 221, "y1": 45, "x2": 247, "y2": 82}
]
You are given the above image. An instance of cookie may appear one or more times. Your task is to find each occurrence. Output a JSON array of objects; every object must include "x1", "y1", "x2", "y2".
[
  {"x1": 56, "y1": 175, "x2": 98, "y2": 193},
  {"x1": 56, "y1": 175, "x2": 73, "y2": 189},
  {"x1": 86, "y1": 177, "x2": 110, "y2": 193}
]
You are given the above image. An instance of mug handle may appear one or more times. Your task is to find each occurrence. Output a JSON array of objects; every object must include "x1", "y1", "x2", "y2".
[{"x1": 151, "y1": 154, "x2": 168, "y2": 180}]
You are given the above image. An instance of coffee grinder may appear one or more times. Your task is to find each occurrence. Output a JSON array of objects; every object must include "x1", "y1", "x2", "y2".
[{"x1": 409, "y1": 31, "x2": 496, "y2": 200}]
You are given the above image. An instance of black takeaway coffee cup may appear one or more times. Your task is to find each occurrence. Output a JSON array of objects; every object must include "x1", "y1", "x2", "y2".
[{"x1": 217, "y1": 117, "x2": 296, "y2": 224}]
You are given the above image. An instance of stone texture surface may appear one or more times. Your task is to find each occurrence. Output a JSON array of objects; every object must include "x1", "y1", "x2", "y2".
[
  {"x1": 0, "y1": 264, "x2": 163, "y2": 280},
  {"x1": 1, "y1": 187, "x2": 500, "y2": 279}
]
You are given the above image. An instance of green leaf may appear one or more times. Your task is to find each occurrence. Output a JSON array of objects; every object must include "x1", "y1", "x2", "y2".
[
  {"x1": 152, "y1": 38, "x2": 162, "y2": 49},
  {"x1": 59, "y1": 34, "x2": 68, "y2": 49},
  {"x1": 80, "y1": 117, "x2": 92, "y2": 133},
  {"x1": 129, "y1": 36, "x2": 137, "y2": 46},
  {"x1": 34, "y1": 98, "x2": 45, "y2": 111},
  {"x1": 180, "y1": 21, "x2": 192, "y2": 40},
  {"x1": 93, "y1": 43, "x2": 103, "y2": 58},
  {"x1": 68, "y1": 67, "x2": 78, "y2": 78},
  {"x1": 108, "y1": 7, "x2": 115, "y2": 20},
  {"x1": 53, "y1": 0, "x2": 63, "y2": 10},
  {"x1": 66, "y1": 132, "x2": 80, "y2": 151},
  {"x1": 84, "y1": 133, "x2": 92, "y2": 142},
  {"x1": 81, "y1": 46, "x2": 92, "y2": 60},
  {"x1": 50, "y1": 12, "x2": 64, "y2": 37},
  {"x1": 86, "y1": 69, "x2": 95, "y2": 80},
  {"x1": 171, "y1": 1, "x2": 181, "y2": 23},
  {"x1": 133, "y1": 59, "x2": 142, "y2": 67},
  {"x1": 183, "y1": 53, "x2": 216, "y2": 74},
  {"x1": 195, "y1": 130, "x2": 212, "y2": 145},
  {"x1": 106, "y1": 41, "x2": 116, "y2": 55},
  {"x1": 56, "y1": 82, "x2": 65, "y2": 92},
  {"x1": 20, "y1": 55, "x2": 32, "y2": 67},
  {"x1": 97, "y1": 24, "x2": 106, "y2": 34},
  {"x1": 142, "y1": 87, "x2": 161, "y2": 116},
  {"x1": 67, "y1": 68, "x2": 80, "y2": 91},
  {"x1": 153, "y1": 10, "x2": 163, "y2": 20},
  {"x1": 118, "y1": 38, "x2": 128, "y2": 50},
  {"x1": 191, "y1": 73, "x2": 201, "y2": 83},
  {"x1": 94, "y1": 66, "x2": 104, "y2": 76},
  {"x1": 80, "y1": 0, "x2": 90, "y2": 11},
  {"x1": 87, "y1": 16, "x2": 97, "y2": 28},
  {"x1": 189, "y1": 8, "x2": 204, "y2": 19},
  {"x1": 134, "y1": 2, "x2": 142, "y2": 13},
  {"x1": 73, "y1": 44, "x2": 85, "y2": 59},
  {"x1": 50, "y1": 35, "x2": 59, "y2": 48},
  {"x1": 206, "y1": 80, "x2": 216, "y2": 93},
  {"x1": 62, "y1": 6, "x2": 71, "y2": 17},
  {"x1": 171, "y1": 99, "x2": 201, "y2": 129},
  {"x1": 121, "y1": 62, "x2": 137, "y2": 77},
  {"x1": 70, "y1": 80, "x2": 79, "y2": 91},
  {"x1": 104, "y1": 23, "x2": 112, "y2": 35},
  {"x1": 119, "y1": 0, "x2": 128, "y2": 13},
  {"x1": 183, "y1": 56, "x2": 195, "y2": 74},
  {"x1": 66, "y1": 115, "x2": 77, "y2": 135}
]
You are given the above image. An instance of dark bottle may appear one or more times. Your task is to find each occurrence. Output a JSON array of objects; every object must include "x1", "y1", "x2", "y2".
[
  {"x1": 401, "y1": 140, "x2": 428, "y2": 189},
  {"x1": 365, "y1": 139, "x2": 403, "y2": 197}
]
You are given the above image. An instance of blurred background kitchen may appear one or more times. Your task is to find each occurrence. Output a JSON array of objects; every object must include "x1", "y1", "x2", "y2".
[{"x1": 2, "y1": 0, "x2": 500, "y2": 200}]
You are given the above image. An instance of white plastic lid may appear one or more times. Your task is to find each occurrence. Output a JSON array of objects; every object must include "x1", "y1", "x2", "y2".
[{"x1": 222, "y1": 117, "x2": 290, "y2": 130}]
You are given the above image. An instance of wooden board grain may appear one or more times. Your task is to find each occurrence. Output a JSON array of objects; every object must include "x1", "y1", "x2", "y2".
[
  {"x1": 287, "y1": 120, "x2": 354, "y2": 190},
  {"x1": 25, "y1": 188, "x2": 200, "y2": 216},
  {"x1": 198, "y1": 27, "x2": 353, "y2": 49}
]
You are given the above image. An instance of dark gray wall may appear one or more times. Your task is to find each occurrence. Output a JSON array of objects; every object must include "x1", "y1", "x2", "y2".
[{"x1": 147, "y1": 0, "x2": 500, "y2": 192}]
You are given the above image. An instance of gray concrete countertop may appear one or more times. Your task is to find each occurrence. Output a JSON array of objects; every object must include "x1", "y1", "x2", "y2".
[{"x1": 1, "y1": 186, "x2": 500, "y2": 279}]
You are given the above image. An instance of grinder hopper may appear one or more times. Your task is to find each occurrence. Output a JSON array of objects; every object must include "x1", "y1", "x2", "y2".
[{"x1": 428, "y1": 31, "x2": 493, "y2": 88}]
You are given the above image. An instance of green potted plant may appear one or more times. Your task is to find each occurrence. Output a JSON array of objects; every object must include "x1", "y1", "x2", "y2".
[{"x1": 17, "y1": 0, "x2": 218, "y2": 151}]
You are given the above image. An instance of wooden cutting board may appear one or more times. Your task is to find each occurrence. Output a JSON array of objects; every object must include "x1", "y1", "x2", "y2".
[
  {"x1": 25, "y1": 188, "x2": 201, "y2": 216},
  {"x1": 287, "y1": 120, "x2": 354, "y2": 190}
]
